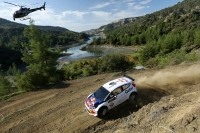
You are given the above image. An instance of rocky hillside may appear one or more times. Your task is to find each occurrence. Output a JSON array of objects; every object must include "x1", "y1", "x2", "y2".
[
  {"x1": 82, "y1": 17, "x2": 141, "y2": 35},
  {"x1": 0, "y1": 62, "x2": 200, "y2": 133}
]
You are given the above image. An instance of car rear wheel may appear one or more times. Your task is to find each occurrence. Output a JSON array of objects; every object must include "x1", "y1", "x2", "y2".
[
  {"x1": 98, "y1": 107, "x2": 107, "y2": 117},
  {"x1": 129, "y1": 93, "x2": 136, "y2": 101}
]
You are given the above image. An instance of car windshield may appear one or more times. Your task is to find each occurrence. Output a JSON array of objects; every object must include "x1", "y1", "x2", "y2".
[{"x1": 94, "y1": 86, "x2": 110, "y2": 101}]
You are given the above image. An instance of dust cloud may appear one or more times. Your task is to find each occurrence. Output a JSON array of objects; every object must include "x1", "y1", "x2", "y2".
[{"x1": 136, "y1": 64, "x2": 200, "y2": 92}]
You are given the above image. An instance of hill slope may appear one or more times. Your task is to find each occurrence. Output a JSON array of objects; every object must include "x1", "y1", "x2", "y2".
[
  {"x1": 82, "y1": 17, "x2": 141, "y2": 35},
  {"x1": 0, "y1": 62, "x2": 200, "y2": 133},
  {"x1": 0, "y1": 18, "x2": 89, "y2": 70},
  {"x1": 105, "y1": 0, "x2": 200, "y2": 35},
  {"x1": 0, "y1": 18, "x2": 67, "y2": 31}
]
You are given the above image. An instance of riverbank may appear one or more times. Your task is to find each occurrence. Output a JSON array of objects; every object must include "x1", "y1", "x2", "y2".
[
  {"x1": 81, "y1": 44, "x2": 139, "y2": 55},
  {"x1": 56, "y1": 45, "x2": 140, "y2": 70},
  {"x1": 54, "y1": 39, "x2": 89, "y2": 50}
]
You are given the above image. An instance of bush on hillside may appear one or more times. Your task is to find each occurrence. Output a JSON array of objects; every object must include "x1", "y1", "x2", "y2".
[
  {"x1": 17, "y1": 70, "x2": 49, "y2": 91},
  {"x1": 100, "y1": 53, "x2": 134, "y2": 73}
]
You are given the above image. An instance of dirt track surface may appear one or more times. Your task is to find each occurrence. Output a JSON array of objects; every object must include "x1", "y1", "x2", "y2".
[{"x1": 0, "y1": 62, "x2": 200, "y2": 133}]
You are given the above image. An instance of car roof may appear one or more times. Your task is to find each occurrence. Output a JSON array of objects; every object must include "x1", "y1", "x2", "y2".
[{"x1": 102, "y1": 77, "x2": 132, "y2": 92}]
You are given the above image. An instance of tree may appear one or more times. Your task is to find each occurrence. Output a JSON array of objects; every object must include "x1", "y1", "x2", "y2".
[
  {"x1": 0, "y1": 65, "x2": 12, "y2": 95},
  {"x1": 17, "y1": 20, "x2": 60, "y2": 90},
  {"x1": 7, "y1": 63, "x2": 21, "y2": 90},
  {"x1": 194, "y1": 29, "x2": 200, "y2": 47}
]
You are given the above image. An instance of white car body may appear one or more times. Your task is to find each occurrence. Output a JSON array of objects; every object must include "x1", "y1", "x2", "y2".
[{"x1": 85, "y1": 75, "x2": 137, "y2": 117}]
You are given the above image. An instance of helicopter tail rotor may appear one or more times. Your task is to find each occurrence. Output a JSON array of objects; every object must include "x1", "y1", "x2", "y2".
[{"x1": 42, "y1": 2, "x2": 46, "y2": 10}]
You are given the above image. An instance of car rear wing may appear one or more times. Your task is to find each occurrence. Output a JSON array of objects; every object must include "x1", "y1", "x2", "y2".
[{"x1": 124, "y1": 75, "x2": 134, "y2": 81}]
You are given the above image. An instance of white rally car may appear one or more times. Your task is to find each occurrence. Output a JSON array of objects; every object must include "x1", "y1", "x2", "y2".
[{"x1": 85, "y1": 75, "x2": 137, "y2": 117}]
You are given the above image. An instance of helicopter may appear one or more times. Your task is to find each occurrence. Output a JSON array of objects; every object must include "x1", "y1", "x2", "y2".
[{"x1": 4, "y1": 1, "x2": 46, "y2": 21}]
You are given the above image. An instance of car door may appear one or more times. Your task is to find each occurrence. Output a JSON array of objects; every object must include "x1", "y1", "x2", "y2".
[
  {"x1": 122, "y1": 83, "x2": 131, "y2": 100},
  {"x1": 107, "y1": 86, "x2": 124, "y2": 109}
]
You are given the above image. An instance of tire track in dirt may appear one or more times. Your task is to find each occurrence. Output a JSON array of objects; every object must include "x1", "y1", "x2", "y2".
[
  {"x1": 81, "y1": 63, "x2": 200, "y2": 133},
  {"x1": 1, "y1": 64, "x2": 200, "y2": 133},
  {"x1": 0, "y1": 74, "x2": 114, "y2": 133},
  {"x1": 0, "y1": 89, "x2": 62, "y2": 119}
]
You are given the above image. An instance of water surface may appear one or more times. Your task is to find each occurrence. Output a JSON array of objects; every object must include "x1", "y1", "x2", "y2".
[{"x1": 58, "y1": 36, "x2": 102, "y2": 61}]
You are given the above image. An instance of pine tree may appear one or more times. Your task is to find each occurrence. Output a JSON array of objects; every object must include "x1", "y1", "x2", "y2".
[
  {"x1": 18, "y1": 20, "x2": 60, "y2": 90},
  {"x1": 0, "y1": 65, "x2": 12, "y2": 95}
]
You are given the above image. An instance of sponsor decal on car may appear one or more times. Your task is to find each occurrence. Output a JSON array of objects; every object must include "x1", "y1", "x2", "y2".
[
  {"x1": 118, "y1": 78, "x2": 128, "y2": 82},
  {"x1": 91, "y1": 97, "x2": 96, "y2": 103},
  {"x1": 86, "y1": 99, "x2": 93, "y2": 108},
  {"x1": 125, "y1": 87, "x2": 133, "y2": 93}
]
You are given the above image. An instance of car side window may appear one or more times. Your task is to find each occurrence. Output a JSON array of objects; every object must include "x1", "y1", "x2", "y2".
[
  {"x1": 122, "y1": 83, "x2": 130, "y2": 91},
  {"x1": 112, "y1": 87, "x2": 122, "y2": 96},
  {"x1": 105, "y1": 92, "x2": 114, "y2": 101},
  {"x1": 107, "y1": 93, "x2": 114, "y2": 100}
]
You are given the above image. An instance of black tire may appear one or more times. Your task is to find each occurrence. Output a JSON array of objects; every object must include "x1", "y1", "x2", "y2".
[
  {"x1": 98, "y1": 107, "x2": 107, "y2": 117},
  {"x1": 129, "y1": 93, "x2": 136, "y2": 101}
]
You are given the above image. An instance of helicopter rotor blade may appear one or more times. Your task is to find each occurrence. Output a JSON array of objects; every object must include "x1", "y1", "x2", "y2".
[
  {"x1": 22, "y1": 3, "x2": 39, "y2": 7},
  {"x1": 4, "y1": 1, "x2": 21, "y2": 7},
  {"x1": 30, "y1": 3, "x2": 40, "y2": 5}
]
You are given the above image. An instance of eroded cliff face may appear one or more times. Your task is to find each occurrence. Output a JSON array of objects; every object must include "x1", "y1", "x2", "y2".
[
  {"x1": 83, "y1": 17, "x2": 141, "y2": 35},
  {"x1": 110, "y1": 17, "x2": 141, "y2": 26}
]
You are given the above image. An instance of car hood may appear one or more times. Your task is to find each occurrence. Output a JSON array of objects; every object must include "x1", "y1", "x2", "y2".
[{"x1": 86, "y1": 93, "x2": 104, "y2": 108}]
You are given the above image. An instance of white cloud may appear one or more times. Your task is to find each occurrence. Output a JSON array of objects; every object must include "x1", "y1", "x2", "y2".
[
  {"x1": 0, "y1": 6, "x2": 19, "y2": 20},
  {"x1": 89, "y1": 1, "x2": 116, "y2": 10},
  {"x1": 91, "y1": 11, "x2": 112, "y2": 18},
  {"x1": 133, "y1": 5, "x2": 146, "y2": 10},
  {"x1": 61, "y1": 10, "x2": 89, "y2": 18},
  {"x1": 140, "y1": 0, "x2": 152, "y2": 5},
  {"x1": 112, "y1": 10, "x2": 137, "y2": 19},
  {"x1": 89, "y1": 2, "x2": 111, "y2": 10}
]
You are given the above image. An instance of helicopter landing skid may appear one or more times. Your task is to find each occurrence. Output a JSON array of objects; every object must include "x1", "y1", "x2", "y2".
[{"x1": 20, "y1": 17, "x2": 31, "y2": 21}]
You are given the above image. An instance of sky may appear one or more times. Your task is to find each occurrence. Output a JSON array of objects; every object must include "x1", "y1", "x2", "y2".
[{"x1": 0, "y1": 0, "x2": 183, "y2": 32}]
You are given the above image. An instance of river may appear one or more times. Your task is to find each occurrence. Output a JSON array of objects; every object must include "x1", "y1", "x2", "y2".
[{"x1": 57, "y1": 36, "x2": 103, "y2": 62}]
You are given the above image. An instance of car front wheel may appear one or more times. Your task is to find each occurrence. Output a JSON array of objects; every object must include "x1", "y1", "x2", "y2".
[{"x1": 98, "y1": 107, "x2": 107, "y2": 117}]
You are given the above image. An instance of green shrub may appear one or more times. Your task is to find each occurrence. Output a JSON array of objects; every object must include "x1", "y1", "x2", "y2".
[
  {"x1": 100, "y1": 53, "x2": 134, "y2": 73},
  {"x1": 17, "y1": 70, "x2": 49, "y2": 91},
  {"x1": 171, "y1": 49, "x2": 186, "y2": 65},
  {"x1": 158, "y1": 55, "x2": 172, "y2": 66},
  {"x1": 83, "y1": 67, "x2": 94, "y2": 76},
  {"x1": 145, "y1": 57, "x2": 159, "y2": 68},
  {"x1": 56, "y1": 69, "x2": 66, "y2": 81},
  {"x1": 186, "y1": 51, "x2": 198, "y2": 62}
]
